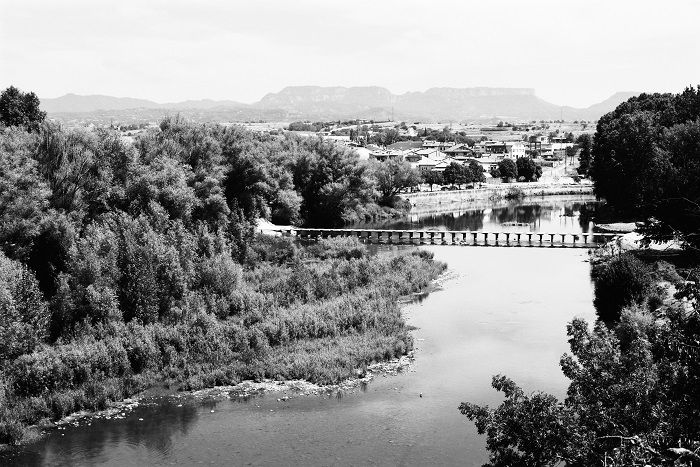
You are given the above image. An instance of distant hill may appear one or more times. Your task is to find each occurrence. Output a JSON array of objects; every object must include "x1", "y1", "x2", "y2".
[
  {"x1": 41, "y1": 94, "x2": 160, "y2": 113},
  {"x1": 41, "y1": 87, "x2": 641, "y2": 122},
  {"x1": 41, "y1": 94, "x2": 248, "y2": 113},
  {"x1": 578, "y1": 91, "x2": 640, "y2": 119}
]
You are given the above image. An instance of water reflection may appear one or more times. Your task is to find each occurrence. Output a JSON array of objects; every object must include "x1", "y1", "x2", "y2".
[
  {"x1": 358, "y1": 196, "x2": 600, "y2": 235},
  {"x1": 4, "y1": 399, "x2": 200, "y2": 466}
]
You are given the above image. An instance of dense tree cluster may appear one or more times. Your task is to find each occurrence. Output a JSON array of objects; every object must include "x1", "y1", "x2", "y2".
[
  {"x1": 442, "y1": 161, "x2": 485, "y2": 188},
  {"x1": 591, "y1": 86, "x2": 700, "y2": 248}
]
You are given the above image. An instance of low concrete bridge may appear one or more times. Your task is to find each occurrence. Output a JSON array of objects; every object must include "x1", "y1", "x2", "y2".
[{"x1": 272, "y1": 228, "x2": 621, "y2": 248}]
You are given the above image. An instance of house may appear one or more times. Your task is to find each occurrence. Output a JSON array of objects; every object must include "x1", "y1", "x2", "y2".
[
  {"x1": 416, "y1": 157, "x2": 439, "y2": 172},
  {"x1": 386, "y1": 141, "x2": 423, "y2": 151},
  {"x1": 432, "y1": 157, "x2": 463, "y2": 173},
  {"x1": 410, "y1": 147, "x2": 446, "y2": 161},
  {"x1": 444, "y1": 143, "x2": 475, "y2": 159},
  {"x1": 369, "y1": 149, "x2": 406, "y2": 162},
  {"x1": 474, "y1": 140, "x2": 526, "y2": 159},
  {"x1": 466, "y1": 156, "x2": 501, "y2": 173},
  {"x1": 422, "y1": 140, "x2": 453, "y2": 151}
]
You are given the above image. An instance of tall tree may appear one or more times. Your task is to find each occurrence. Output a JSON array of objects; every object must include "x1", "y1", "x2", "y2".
[
  {"x1": 0, "y1": 86, "x2": 46, "y2": 129},
  {"x1": 498, "y1": 158, "x2": 518, "y2": 181},
  {"x1": 516, "y1": 156, "x2": 541, "y2": 182},
  {"x1": 372, "y1": 159, "x2": 420, "y2": 203},
  {"x1": 576, "y1": 133, "x2": 592, "y2": 175}
]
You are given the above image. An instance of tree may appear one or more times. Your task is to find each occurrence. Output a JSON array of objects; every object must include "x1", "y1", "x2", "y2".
[
  {"x1": 0, "y1": 86, "x2": 46, "y2": 129},
  {"x1": 576, "y1": 133, "x2": 592, "y2": 175},
  {"x1": 516, "y1": 156, "x2": 541, "y2": 182},
  {"x1": 467, "y1": 160, "x2": 486, "y2": 183},
  {"x1": 0, "y1": 128, "x2": 52, "y2": 262},
  {"x1": 422, "y1": 170, "x2": 443, "y2": 191},
  {"x1": 0, "y1": 251, "x2": 49, "y2": 361},
  {"x1": 372, "y1": 159, "x2": 420, "y2": 204},
  {"x1": 443, "y1": 162, "x2": 468, "y2": 188},
  {"x1": 498, "y1": 158, "x2": 518, "y2": 182},
  {"x1": 590, "y1": 87, "x2": 700, "y2": 248},
  {"x1": 592, "y1": 253, "x2": 654, "y2": 321},
  {"x1": 461, "y1": 304, "x2": 700, "y2": 466}
]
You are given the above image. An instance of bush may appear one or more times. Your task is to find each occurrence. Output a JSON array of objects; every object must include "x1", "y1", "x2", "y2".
[
  {"x1": 313, "y1": 237, "x2": 365, "y2": 260},
  {"x1": 592, "y1": 253, "x2": 654, "y2": 321},
  {"x1": 504, "y1": 187, "x2": 525, "y2": 200}
]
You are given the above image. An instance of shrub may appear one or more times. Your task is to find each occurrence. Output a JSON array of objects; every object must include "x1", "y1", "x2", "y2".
[
  {"x1": 313, "y1": 237, "x2": 365, "y2": 260},
  {"x1": 592, "y1": 253, "x2": 654, "y2": 321}
]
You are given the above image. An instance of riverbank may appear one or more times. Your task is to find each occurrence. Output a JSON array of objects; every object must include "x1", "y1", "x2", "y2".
[
  {"x1": 402, "y1": 183, "x2": 594, "y2": 208},
  {"x1": 0, "y1": 237, "x2": 446, "y2": 447}
]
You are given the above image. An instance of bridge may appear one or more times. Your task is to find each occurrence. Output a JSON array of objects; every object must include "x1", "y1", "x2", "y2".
[{"x1": 271, "y1": 228, "x2": 621, "y2": 248}]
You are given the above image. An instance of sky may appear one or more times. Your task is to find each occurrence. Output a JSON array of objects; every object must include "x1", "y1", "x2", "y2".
[{"x1": 1, "y1": 0, "x2": 699, "y2": 108}]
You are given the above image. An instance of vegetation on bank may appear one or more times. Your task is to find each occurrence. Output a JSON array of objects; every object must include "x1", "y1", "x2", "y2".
[
  {"x1": 0, "y1": 88, "x2": 447, "y2": 446},
  {"x1": 461, "y1": 252, "x2": 700, "y2": 466},
  {"x1": 0, "y1": 235, "x2": 445, "y2": 445}
]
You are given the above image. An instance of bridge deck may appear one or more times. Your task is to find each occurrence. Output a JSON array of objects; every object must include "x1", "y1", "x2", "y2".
[{"x1": 271, "y1": 228, "x2": 620, "y2": 248}]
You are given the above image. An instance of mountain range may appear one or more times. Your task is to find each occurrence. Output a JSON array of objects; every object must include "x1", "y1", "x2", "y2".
[{"x1": 41, "y1": 87, "x2": 640, "y2": 122}]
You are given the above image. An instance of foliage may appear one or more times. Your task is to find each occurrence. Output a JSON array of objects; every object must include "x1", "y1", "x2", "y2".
[
  {"x1": 443, "y1": 162, "x2": 468, "y2": 187},
  {"x1": 461, "y1": 258, "x2": 700, "y2": 466},
  {"x1": 0, "y1": 251, "x2": 49, "y2": 362},
  {"x1": 592, "y1": 252, "x2": 654, "y2": 321},
  {"x1": 515, "y1": 156, "x2": 541, "y2": 182},
  {"x1": 0, "y1": 93, "x2": 447, "y2": 444},
  {"x1": 468, "y1": 160, "x2": 486, "y2": 183},
  {"x1": 371, "y1": 159, "x2": 420, "y2": 204},
  {"x1": 422, "y1": 170, "x2": 443, "y2": 191},
  {"x1": 497, "y1": 158, "x2": 517, "y2": 181},
  {"x1": 0, "y1": 238, "x2": 445, "y2": 444},
  {"x1": 590, "y1": 87, "x2": 700, "y2": 248},
  {"x1": 0, "y1": 86, "x2": 46, "y2": 130}
]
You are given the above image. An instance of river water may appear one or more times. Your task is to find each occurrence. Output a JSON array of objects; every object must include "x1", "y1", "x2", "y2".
[{"x1": 8, "y1": 196, "x2": 600, "y2": 466}]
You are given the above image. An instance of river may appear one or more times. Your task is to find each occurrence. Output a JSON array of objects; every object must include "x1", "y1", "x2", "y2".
[{"x1": 7, "y1": 196, "x2": 601, "y2": 466}]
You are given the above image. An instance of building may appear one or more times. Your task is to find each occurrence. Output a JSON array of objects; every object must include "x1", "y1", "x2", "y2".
[
  {"x1": 409, "y1": 147, "x2": 446, "y2": 161},
  {"x1": 474, "y1": 140, "x2": 526, "y2": 159},
  {"x1": 416, "y1": 157, "x2": 439, "y2": 172},
  {"x1": 368, "y1": 149, "x2": 407, "y2": 162},
  {"x1": 386, "y1": 141, "x2": 423, "y2": 151},
  {"x1": 422, "y1": 140, "x2": 453, "y2": 151},
  {"x1": 444, "y1": 143, "x2": 475, "y2": 159}
]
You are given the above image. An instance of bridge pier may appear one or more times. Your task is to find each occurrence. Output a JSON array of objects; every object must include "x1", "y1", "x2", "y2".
[{"x1": 282, "y1": 228, "x2": 619, "y2": 249}]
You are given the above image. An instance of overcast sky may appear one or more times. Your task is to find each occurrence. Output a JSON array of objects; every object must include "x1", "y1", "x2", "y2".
[{"x1": 1, "y1": 0, "x2": 698, "y2": 107}]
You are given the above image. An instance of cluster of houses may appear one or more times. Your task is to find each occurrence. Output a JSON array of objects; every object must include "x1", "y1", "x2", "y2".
[{"x1": 360, "y1": 136, "x2": 575, "y2": 176}]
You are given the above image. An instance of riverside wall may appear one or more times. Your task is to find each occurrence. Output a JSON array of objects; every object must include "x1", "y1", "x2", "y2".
[{"x1": 402, "y1": 183, "x2": 594, "y2": 208}]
